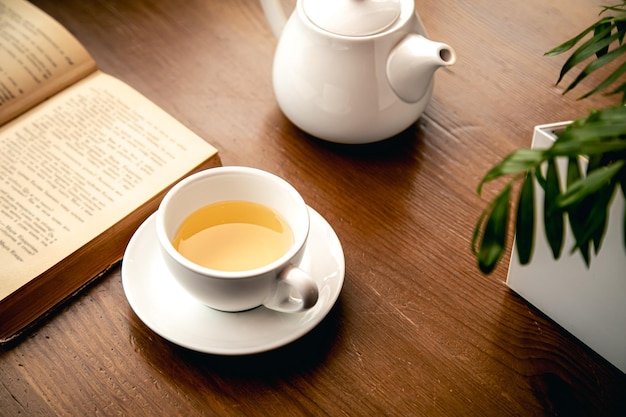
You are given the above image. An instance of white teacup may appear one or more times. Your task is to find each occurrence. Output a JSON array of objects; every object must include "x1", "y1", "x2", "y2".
[{"x1": 156, "y1": 166, "x2": 318, "y2": 313}]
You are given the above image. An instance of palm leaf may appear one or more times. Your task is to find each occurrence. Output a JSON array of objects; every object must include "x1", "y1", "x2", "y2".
[
  {"x1": 556, "y1": 160, "x2": 624, "y2": 207},
  {"x1": 477, "y1": 149, "x2": 544, "y2": 193},
  {"x1": 601, "y1": 5, "x2": 626, "y2": 15},
  {"x1": 556, "y1": 26, "x2": 619, "y2": 84},
  {"x1": 564, "y1": 43, "x2": 626, "y2": 95},
  {"x1": 515, "y1": 171, "x2": 535, "y2": 264},
  {"x1": 590, "y1": 184, "x2": 616, "y2": 253},
  {"x1": 549, "y1": 138, "x2": 626, "y2": 159},
  {"x1": 567, "y1": 183, "x2": 616, "y2": 254},
  {"x1": 474, "y1": 185, "x2": 511, "y2": 274},
  {"x1": 566, "y1": 157, "x2": 591, "y2": 265},
  {"x1": 617, "y1": 20, "x2": 626, "y2": 44},
  {"x1": 544, "y1": 159, "x2": 564, "y2": 259},
  {"x1": 474, "y1": 1, "x2": 626, "y2": 275},
  {"x1": 473, "y1": 105, "x2": 626, "y2": 274},
  {"x1": 579, "y1": 59, "x2": 626, "y2": 99},
  {"x1": 545, "y1": 17, "x2": 613, "y2": 56},
  {"x1": 547, "y1": 4, "x2": 626, "y2": 100},
  {"x1": 606, "y1": 79, "x2": 626, "y2": 104},
  {"x1": 594, "y1": 21, "x2": 613, "y2": 57},
  {"x1": 534, "y1": 163, "x2": 547, "y2": 189}
]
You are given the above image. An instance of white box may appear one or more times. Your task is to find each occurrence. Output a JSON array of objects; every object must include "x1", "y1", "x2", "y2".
[{"x1": 506, "y1": 122, "x2": 626, "y2": 373}]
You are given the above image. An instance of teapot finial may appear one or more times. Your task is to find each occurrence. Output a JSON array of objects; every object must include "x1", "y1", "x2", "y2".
[{"x1": 303, "y1": 0, "x2": 401, "y2": 37}]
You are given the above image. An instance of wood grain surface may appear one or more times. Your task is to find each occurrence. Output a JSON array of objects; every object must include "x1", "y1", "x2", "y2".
[{"x1": 1, "y1": 0, "x2": 625, "y2": 415}]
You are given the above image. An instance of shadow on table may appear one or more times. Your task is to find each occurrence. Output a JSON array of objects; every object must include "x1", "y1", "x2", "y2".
[
  {"x1": 129, "y1": 294, "x2": 345, "y2": 380},
  {"x1": 275, "y1": 112, "x2": 426, "y2": 164},
  {"x1": 493, "y1": 290, "x2": 626, "y2": 417}
]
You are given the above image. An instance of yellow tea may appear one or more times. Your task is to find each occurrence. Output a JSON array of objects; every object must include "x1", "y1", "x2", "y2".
[{"x1": 172, "y1": 200, "x2": 293, "y2": 271}]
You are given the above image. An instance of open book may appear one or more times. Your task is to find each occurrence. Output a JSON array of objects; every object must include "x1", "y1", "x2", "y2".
[{"x1": 0, "y1": 0, "x2": 221, "y2": 343}]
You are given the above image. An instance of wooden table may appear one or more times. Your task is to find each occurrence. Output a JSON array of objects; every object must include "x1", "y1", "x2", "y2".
[{"x1": 2, "y1": 0, "x2": 625, "y2": 415}]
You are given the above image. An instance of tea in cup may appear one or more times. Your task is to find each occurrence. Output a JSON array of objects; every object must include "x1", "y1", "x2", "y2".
[
  {"x1": 172, "y1": 200, "x2": 293, "y2": 272},
  {"x1": 156, "y1": 166, "x2": 318, "y2": 313}
]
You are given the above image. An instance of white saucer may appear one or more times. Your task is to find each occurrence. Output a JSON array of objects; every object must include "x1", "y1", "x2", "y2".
[{"x1": 121, "y1": 206, "x2": 344, "y2": 355}]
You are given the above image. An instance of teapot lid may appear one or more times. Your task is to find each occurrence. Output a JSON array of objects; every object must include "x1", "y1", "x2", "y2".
[{"x1": 303, "y1": 0, "x2": 401, "y2": 37}]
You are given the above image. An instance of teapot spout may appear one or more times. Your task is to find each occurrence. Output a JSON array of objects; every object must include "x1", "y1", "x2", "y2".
[{"x1": 387, "y1": 34, "x2": 456, "y2": 103}]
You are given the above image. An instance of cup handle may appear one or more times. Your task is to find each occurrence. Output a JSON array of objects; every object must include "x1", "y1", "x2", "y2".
[{"x1": 263, "y1": 265, "x2": 319, "y2": 313}]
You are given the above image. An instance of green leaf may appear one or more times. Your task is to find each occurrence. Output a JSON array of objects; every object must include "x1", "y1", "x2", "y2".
[
  {"x1": 473, "y1": 106, "x2": 626, "y2": 274},
  {"x1": 586, "y1": 154, "x2": 603, "y2": 175},
  {"x1": 515, "y1": 171, "x2": 535, "y2": 264},
  {"x1": 579, "y1": 59, "x2": 626, "y2": 99},
  {"x1": 566, "y1": 155, "x2": 583, "y2": 185},
  {"x1": 601, "y1": 4, "x2": 626, "y2": 14},
  {"x1": 477, "y1": 149, "x2": 545, "y2": 193},
  {"x1": 472, "y1": 206, "x2": 490, "y2": 256},
  {"x1": 556, "y1": 160, "x2": 624, "y2": 207},
  {"x1": 590, "y1": 185, "x2": 615, "y2": 253},
  {"x1": 553, "y1": 119, "x2": 626, "y2": 145},
  {"x1": 607, "y1": 80, "x2": 626, "y2": 104},
  {"x1": 594, "y1": 21, "x2": 613, "y2": 57},
  {"x1": 545, "y1": 17, "x2": 612, "y2": 56},
  {"x1": 544, "y1": 159, "x2": 564, "y2": 259},
  {"x1": 583, "y1": 105, "x2": 626, "y2": 123},
  {"x1": 552, "y1": 108, "x2": 626, "y2": 150},
  {"x1": 556, "y1": 26, "x2": 619, "y2": 84},
  {"x1": 568, "y1": 185, "x2": 615, "y2": 256},
  {"x1": 547, "y1": 4, "x2": 626, "y2": 99},
  {"x1": 534, "y1": 164, "x2": 547, "y2": 189},
  {"x1": 617, "y1": 20, "x2": 626, "y2": 44},
  {"x1": 566, "y1": 157, "x2": 591, "y2": 266},
  {"x1": 549, "y1": 119, "x2": 626, "y2": 156},
  {"x1": 563, "y1": 43, "x2": 626, "y2": 95},
  {"x1": 556, "y1": 138, "x2": 626, "y2": 157},
  {"x1": 475, "y1": 185, "x2": 511, "y2": 274}
]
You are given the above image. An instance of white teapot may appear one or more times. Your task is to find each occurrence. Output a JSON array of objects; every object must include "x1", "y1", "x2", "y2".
[{"x1": 261, "y1": 0, "x2": 456, "y2": 144}]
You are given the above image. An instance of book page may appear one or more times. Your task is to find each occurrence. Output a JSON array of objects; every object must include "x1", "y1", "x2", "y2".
[
  {"x1": 0, "y1": 0, "x2": 97, "y2": 125},
  {"x1": 0, "y1": 72, "x2": 217, "y2": 299}
]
